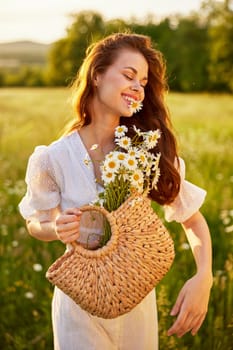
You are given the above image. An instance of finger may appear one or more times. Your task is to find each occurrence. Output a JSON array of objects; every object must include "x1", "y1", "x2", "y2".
[
  {"x1": 56, "y1": 220, "x2": 80, "y2": 234},
  {"x1": 56, "y1": 226, "x2": 79, "y2": 238},
  {"x1": 191, "y1": 313, "x2": 206, "y2": 336},
  {"x1": 59, "y1": 229, "x2": 81, "y2": 244},
  {"x1": 175, "y1": 313, "x2": 198, "y2": 338},
  {"x1": 170, "y1": 290, "x2": 185, "y2": 316},
  {"x1": 56, "y1": 213, "x2": 81, "y2": 225},
  {"x1": 169, "y1": 311, "x2": 205, "y2": 338},
  {"x1": 64, "y1": 208, "x2": 82, "y2": 216},
  {"x1": 167, "y1": 309, "x2": 189, "y2": 336}
]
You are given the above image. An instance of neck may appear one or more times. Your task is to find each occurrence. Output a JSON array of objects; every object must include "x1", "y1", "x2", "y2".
[{"x1": 79, "y1": 123, "x2": 117, "y2": 156}]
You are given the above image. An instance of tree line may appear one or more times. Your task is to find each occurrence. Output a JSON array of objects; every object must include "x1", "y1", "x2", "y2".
[{"x1": 1, "y1": 0, "x2": 232, "y2": 92}]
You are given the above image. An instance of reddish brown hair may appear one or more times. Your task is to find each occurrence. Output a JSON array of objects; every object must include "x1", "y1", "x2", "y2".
[{"x1": 66, "y1": 33, "x2": 180, "y2": 204}]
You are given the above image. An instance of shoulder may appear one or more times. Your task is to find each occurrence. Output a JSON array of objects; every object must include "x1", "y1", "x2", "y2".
[
  {"x1": 49, "y1": 133, "x2": 74, "y2": 154},
  {"x1": 31, "y1": 132, "x2": 77, "y2": 161}
]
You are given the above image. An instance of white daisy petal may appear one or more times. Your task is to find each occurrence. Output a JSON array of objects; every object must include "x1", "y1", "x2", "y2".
[
  {"x1": 129, "y1": 100, "x2": 143, "y2": 113},
  {"x1": 90, "y1": 144, "x2": 99, "y2": 151}
]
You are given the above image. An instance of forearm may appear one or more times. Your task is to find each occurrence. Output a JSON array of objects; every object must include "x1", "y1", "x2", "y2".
[
  {"x1": 26, "y1": 219, "x2": 58, "y2": 242},
  {"x1": 182, "y1": 211, "x2": 213, "y2": 284}
]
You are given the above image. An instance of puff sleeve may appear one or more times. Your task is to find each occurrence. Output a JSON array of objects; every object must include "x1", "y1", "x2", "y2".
[
  {"x1": 163, "y1": 158, "x2": 206, "y2": 223},
  {"x1": 19, "y1": 146, "x2": 61, "y2": 221}
]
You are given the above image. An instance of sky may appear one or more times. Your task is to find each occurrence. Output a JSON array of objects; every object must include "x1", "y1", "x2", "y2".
[{"x1": 0, "y1": 0, "x2": 206, "y2": 44}]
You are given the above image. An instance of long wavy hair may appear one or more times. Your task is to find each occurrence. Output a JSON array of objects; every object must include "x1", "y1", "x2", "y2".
[{"x1": 65, "y1": 33, "x2": 180, "y2": 205}]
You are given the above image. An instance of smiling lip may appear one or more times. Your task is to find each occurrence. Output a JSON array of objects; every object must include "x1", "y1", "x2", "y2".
[{"x1": 122, "y1": 93, "x2": 139, "y2": 103}]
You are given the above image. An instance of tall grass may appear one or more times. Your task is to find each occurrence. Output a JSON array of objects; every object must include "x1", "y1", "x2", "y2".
[{"x1": 0, "y1": 88, "x2": 232, "y2": 349}]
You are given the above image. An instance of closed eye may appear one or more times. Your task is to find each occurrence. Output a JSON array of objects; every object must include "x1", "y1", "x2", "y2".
[
  {"x1": 123, "y1": 74, "x2": 133, "y2": 81},
  {"x1": 123, "y1": 74, "x2": 147, "y2": 89}
]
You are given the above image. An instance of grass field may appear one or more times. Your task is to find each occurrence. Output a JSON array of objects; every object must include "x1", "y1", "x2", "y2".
[{"x1": 0, "y1": 88, "x2": 233, "y2": 349}]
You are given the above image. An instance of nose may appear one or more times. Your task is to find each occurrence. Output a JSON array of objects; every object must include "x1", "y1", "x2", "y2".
[{"x1": 131, "y1": 80, "x2": 142, "y2": 92}]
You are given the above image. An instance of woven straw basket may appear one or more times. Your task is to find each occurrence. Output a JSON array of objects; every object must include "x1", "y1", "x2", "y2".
[{"x1": 46, "y1": 194, "x2": 175, "y2": 319}]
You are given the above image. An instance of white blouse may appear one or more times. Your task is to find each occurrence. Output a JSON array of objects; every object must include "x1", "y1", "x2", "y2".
[{"x1": 19, "y1": 131, "x2": 206, "y2": 350}]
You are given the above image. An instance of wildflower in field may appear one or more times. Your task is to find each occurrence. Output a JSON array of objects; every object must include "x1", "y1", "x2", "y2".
[
  {"x1": 33, "y1": 263, "x2": 43, "y2": 272},
  {"x1": 180, "y1": 242, "x2": 190, "y2": 250},
  {"x1": 216, "y1": 173, "x2": 223, "y2": 180},
  {"x1": 1, "y1": 224, "x2": 8, "y2": 236},
  {"x1": 25, "y1": 291, "x2": 34, "y2": 299},
  {"x1": 223, "y1": 217, "x2": 231, "y2": 225},
  {"x1": 225, "y1": 225, "x2": 233, "y2": 233},
  {"x1": 12, "y1": 240, "x2": 19, "y2": 247},
  {"x1": 18, "y1": 227, "x2": 27, "y2": 235}
]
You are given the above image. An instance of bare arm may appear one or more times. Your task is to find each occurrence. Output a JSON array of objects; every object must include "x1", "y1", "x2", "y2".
[
  {"x1": 26, "y1": 207, "x2": 82, "y2": 244},
  {"x1": 167, "y1": 211, "x2": 213, "y2": 337}
]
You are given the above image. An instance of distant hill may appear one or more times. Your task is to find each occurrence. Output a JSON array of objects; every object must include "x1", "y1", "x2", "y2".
[{"x1": 0, "y1": 41, "x2": 51, "y2": 68}]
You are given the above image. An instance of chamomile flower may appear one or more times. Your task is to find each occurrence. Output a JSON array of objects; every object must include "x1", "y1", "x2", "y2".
[
  {"x1": 114, "y1": 151, "x2": 127, "y2": 163},
  {"x1": 101, "y1": 171, "x2": 116, "y2": 184},
  {"x1": 117, "y1": 166, "x2": 130, "y2": 181},
  {"x1": 136, "y1": 150, "x2": 148, "y2": 167},
  {"x1": 152, "y1": 153, "x2": 161, "y2": 171},
  {"x1": 93, "y1": 124, "x2": 162, "y2": 247},
  {"x1": 130, "y1": 169, "x2": 144, "y2": 187},
  {"x1": 145, "y1": 164, "x2": 152, "y2": 177},
  {"x1": 143, "y1": 130, "x2": 161, "y2": 149},
  {"x1": 102, "y1": 157, "x2": 120, "y2": 173},
  {"x1": 125, "y1": 155, "x2": 138, "y2": 170},
  {"x1": 116, "y1": 136, "x2": 131, "y2": 150},
  {"x1": 115, "y1": 125, "x2": 128, "y2": 138},
  {"x1": 128, "y1": 147, "x2": 138, "y2": 158},
  {"x1": 151, "y1": 168, "x2": 161, "y2": 190},
  {"x1": 129, "y1": 100, "x2": 143, "y2": 113}
]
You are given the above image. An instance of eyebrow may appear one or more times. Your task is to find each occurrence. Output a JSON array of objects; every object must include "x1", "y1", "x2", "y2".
[{"x1": 123, "y1": 66, "x2": 148, "y2": 82}]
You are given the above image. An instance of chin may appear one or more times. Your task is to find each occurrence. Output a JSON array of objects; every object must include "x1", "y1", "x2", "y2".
[{"x1": 121, "y1": 110, "x2": 134, "y2": 118}]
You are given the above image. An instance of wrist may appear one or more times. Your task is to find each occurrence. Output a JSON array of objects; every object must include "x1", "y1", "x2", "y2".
[{"x1": 196, "y1": 269, "x2": 213, "y2": 288}]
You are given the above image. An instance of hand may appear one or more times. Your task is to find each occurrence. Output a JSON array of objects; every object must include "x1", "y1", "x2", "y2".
[
  {"x1": 55, "y1": 208, "x2": 82, "y2": 244},
  {"x1": 167, "y1": 273, "x2": 212, "y2": 338}
]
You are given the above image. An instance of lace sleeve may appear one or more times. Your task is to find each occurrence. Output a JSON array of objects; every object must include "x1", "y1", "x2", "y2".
[
  {"x1": 19, "y1": 146, "x2": 61, "y2": 221},
  {"x1": 163, "y1": 158, "x2": 206, "y2": 223}
]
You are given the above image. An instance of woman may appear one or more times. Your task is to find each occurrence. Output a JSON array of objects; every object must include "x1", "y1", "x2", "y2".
[{"x1": 19, "y1": 33, "x2": 213, "y2": 349}]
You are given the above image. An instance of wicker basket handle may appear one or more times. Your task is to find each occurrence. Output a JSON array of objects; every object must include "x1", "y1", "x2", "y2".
[
  {"x1": 70, "y1": 204, "x2": 119, "y2": 257},
  {"x1": 79, "y1": 204, "x2": 110, "y2": 216}
]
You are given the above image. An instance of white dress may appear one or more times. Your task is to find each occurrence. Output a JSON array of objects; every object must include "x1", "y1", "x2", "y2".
[{"x1": 19, "y1": 131, "x2": 206, "y2": 350}]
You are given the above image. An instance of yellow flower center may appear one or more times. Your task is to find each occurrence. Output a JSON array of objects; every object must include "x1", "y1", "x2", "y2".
[
  {"x1": 133, "y1": 174, "x2": 140, "y2": 181},
  {"x1": 106, "y1": 172, "x2": 113, "y2": 178},
  {"x1": 117, "y1": 154, "x2": 125, "y2": 160},
  {"x1": 128, "y1": 159, "x2": 135, "y2": 166},
  {"x1": 108, "y1": 161, "x2": 116, "y2": 169}
]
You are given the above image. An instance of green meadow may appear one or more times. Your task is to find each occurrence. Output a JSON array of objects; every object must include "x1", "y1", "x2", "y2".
[{"x1": 0, "y1": 88, "x2": 233, "y2": 349}]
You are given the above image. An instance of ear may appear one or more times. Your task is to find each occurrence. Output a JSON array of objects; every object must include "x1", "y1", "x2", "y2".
[{"x1": 93, "y1": 74, "x2": 100, "y2": 87}]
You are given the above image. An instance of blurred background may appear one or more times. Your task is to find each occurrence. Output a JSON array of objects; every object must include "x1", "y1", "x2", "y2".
[
  {"x1": 0, "y1": 0, "x2": 233, "y2": 349},
  {"x1": 0, "y1": 0, "x2": 232, "y2": 91}
]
